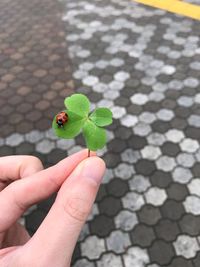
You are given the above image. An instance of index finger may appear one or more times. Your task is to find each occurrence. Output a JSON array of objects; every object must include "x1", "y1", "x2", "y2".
[
  {"x1": 0, "y1": 155, "x2": 43, "y2": 182},
  {"x1": 0, "y1": 150, "x2": 95, "y2": 232}
]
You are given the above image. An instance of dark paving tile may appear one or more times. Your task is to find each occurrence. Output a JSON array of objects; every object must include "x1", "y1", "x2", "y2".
[
  {"x1": 179, "y1": 214, "x2": 200, "y2": 236},
  {"x1": 149, "y1": 240, "x2": 175, "y2": 265},
  {"x1": 137, "y1": 204, "x2": 162, "y2": 226},
  {"x1": 161, "y1": 142, "x2": 180, "y2": 157},
  {"x1": 135, "y1": 160, "x2": 156, "y2": 176},
  {"x1": 160, "y1": 200, "x2": 185, "y2": 221},
  {"x1": 169, "y1": 257, "x2": 194, "y2": 267},
  {"x1": 130, "y1": 224, "x2": 156, "y2": 248},
  {"x1": 15, "y1": 142, "x2": 35, "y2": 155},
  {"x1": 99, "y1": 196, "x2": 122, "y2": 217},
  {"x1": 89, "y1": 215, "x2": 115, "y2": 238},
  {"x1": 155, "y1": 219, "x2": 180, "y2": 242},
  {"x1": 167, "y1": 183, "x2": 189, "y2": 201},
  {"x1": 106, "y1": 179, "x2": 129, "y2": 198},
  {"x1": 150, "y1": 171, "x2": 172, "y2": 188},
  {"x1": 107, "y1": 139, "x2": 127, "y2": 153}
]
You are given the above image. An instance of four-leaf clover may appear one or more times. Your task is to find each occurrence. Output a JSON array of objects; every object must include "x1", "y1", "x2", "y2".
[{"x1": 52, "y1": 94, "x2": 113, "y2": 151}]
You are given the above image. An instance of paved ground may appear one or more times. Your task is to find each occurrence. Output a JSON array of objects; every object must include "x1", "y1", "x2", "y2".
[{"x1": 1, "y1": 0, "x2": 200, "y2": 266}]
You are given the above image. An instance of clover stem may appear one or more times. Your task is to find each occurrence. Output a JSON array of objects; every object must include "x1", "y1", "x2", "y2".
[{"x1": 88, "y1": 149, "x2": 91, "y2": 157}]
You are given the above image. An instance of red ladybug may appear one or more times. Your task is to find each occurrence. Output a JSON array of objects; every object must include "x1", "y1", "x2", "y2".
[{"x1": 56, "y1": 111, "x2": 68, "y2": 127}]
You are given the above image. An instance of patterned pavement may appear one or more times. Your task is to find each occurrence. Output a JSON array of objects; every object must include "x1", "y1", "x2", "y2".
[{"x1": 1, "y1": 0, "x2": 200, "y2": 266}]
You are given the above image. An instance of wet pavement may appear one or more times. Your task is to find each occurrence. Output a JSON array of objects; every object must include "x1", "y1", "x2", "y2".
[{"x1": 1, "y1": 0, "x2": 200, "y2": 266}]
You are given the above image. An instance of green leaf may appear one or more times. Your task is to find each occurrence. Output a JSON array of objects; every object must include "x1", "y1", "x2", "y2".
[
  {"x1": 83, "y1": 120, "x2": 106, "y2": 151},
  {"x1": 52, "y1": 110, "x2": 85, "y2": 139},
  {"x1": 64, "y1": 94, "x2": 90, "y2": 117},
  {"x1": 89, "y1": 108, "x2": 113, "y2": 127}
]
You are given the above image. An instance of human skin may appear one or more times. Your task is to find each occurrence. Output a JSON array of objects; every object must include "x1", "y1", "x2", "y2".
[{"x1": 0, "y1": 150, "x2": 105, "y2": 267}]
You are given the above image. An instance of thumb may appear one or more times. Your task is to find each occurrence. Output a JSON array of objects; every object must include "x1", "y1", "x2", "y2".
[{"x1": 23, "y1": 157, "x2": 105, "y2": 267}]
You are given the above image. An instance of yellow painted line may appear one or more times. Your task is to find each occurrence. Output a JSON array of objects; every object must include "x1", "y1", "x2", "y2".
[{"x1": 134, "y1": 0, "x2": 200, "y2": 20}]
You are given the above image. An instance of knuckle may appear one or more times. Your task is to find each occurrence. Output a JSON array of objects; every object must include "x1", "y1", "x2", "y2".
[
  {"x1": 63, "y1": 197, "x2": 91, "y2": 222},
  {"x1": 29, "y1": 156, "x2": 43, "y2": 170}
]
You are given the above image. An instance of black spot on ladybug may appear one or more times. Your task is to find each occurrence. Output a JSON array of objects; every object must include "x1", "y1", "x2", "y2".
[{"x1": 56, "y1": 112, "x2": 68, "y2": 128}]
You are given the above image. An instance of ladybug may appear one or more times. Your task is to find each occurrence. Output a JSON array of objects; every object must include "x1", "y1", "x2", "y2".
[{"x1": 56, "y1": 111, "x2": 68, "y2": 127}]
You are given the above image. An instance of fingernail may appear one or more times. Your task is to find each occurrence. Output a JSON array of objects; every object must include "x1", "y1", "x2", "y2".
[{"x1": 81, "y1": 157, "x2": 105, "y2": 184}]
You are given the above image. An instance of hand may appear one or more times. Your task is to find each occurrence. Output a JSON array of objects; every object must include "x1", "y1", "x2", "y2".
[{"x1": 0, "y1": 150, "x2": 105, "y2": 267}]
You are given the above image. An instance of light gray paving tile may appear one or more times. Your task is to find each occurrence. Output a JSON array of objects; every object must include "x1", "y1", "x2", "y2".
[
  {"x1": 172, "y1": 167, "x2": 192, "y2": 184},
  {"x1": 150, "y1": 60, "x2": 164, "y2": 69},
  {"x1": 184, "y1": 77, "x2": 199, "y2": 88},
  {"x1": 165, "y1": 129, "x2": 185, "y2": 143},
  {"x1": 115, "y1": 210, "x2": 138, "y2": 231},
  {"x1": 133, "y1": 123, "x2": 152, "y2": 137},
  {"x1": 178, "y1": 96, "x2": 193, "y2": 107},
  {"x1": 121, "y1": 149, "x2": 141, "y2": 164},
  {"x1": 141, "y1": 76, "x2": 156, "y2": 86},
  {"x1": 122, "y1": 192, "x2": 145, "y2": 211},
  {"x1": 121, "y1": 114, "x2": 138, "y2": 127},
  {"x1": 106, "y1": 230, "x2": 131, "y2": 253},
  {"x1": 173, "y1": 235, "x2": 199, "y2": 259},
  {"x1": 77, "y1": 49, "x2": 91, "y2": 58},
  {"x1": 168, "y1": 50, "x2": 181, "y2": 59},
  {"x1": 97, "y1": 253, "x2": 123, "y2": 267},
  {"x1": 79, "y1": 62, "x2": 94, "y2": 71},
  {"x1": 188, "y1": 115, "x2": 200, "y2": 127},
  {"x1": 180, "y1": 138, "x2": 199, "y2": 153},
  {"x1": 156, "y1": 109, "x2": 174, "y2": 121},
  {"x1": 184, "y1": 196, "x2": 200, "y2": 215},
  {"x1": 149, "y1": 92, "x2": 165, "y2": 102},
  {"x1": 156, "y1": 156, "x2": 176, "y2": 171},
  {"x1": 97, "y1": 99, "x2": 113, "y2": 108},
  {"x1": 141, "y1": 145, "x2": 161, "y2": 160},
  {"x1": 95, "y1": 60, "x2": 109, "y2": 69},
  {"x1": 147, "y1": 132, "x2": 166, "y2": 146},
  {"x1": 56, "y1": 139, "x2": 75, "y2": 150},
  {"x1": 139, "y1": 112, "x2": 157, "y2": 124},
  {"x1": 145, "y1": 187, "x2": 167, "y2": 206},
  {"x1": 6, "y1": 133, "x2": 24, "y2": 147},
  {"x1": 114, "y1": 163, "x2": 135, "y2": 180},
  {"x1": 190, "y1": 61, "x2": 200, "y2": 70},
  {"x1": 129, "y1": 175, "x2": 150, "y2": 193},
  {"x1": 110, "y1": 58, "x2": 125, "y2": 66},
  {"x1": 45, "y1": 128, "x2": 58, "y2": 141},
  {"x1": 168, "y1": 80, "x2": 184, "y2": 90},
  {"x1": 103, "y1": 90, "x2": 119, "y2": 100},
  {"x1": 161, "y1": 65, "x2": 176, "y2": 75},
  {"x1": 35, "y1": 139, "x2": 55, "y2": 154},
  {"x1": 157, "y1": 46, "x2": 170, "y2": 54},
  {"x1": 123, "y1": 247, "x2": 150, "y2": 267},
  {"x1": 194, "y1": 93, "x2": 200, "y2": 103},
  {"x1": 83, "y1": 75, "x2": 99, "y2": 86},
  {"x1": 81, "y1": 236, "x2": 105, "y2": 260},
  {"x1": 111, "y1": 106, "x2": 126, "y2": 119},
  {"x1": 131, "y1": 93, "x2": 148, "y2": 105},
  {"x1": 93, "y1": 83, "x2": 108, "y2": 93},
  {"x1": 114, "y1": 71, "x2": 130, "y2": 82},
  {"x1": 73, "y1": 70, "x2": 88, "y2": 79},
  {"x1": 109, "y1": 80, "x2": 124, "y2": 91},
  {"x1": 176, "y1": 153, "x2": 195, "y2": 168},
  {"x1": 188, "y1": 179, "x2": 200, "y2": 197}
]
